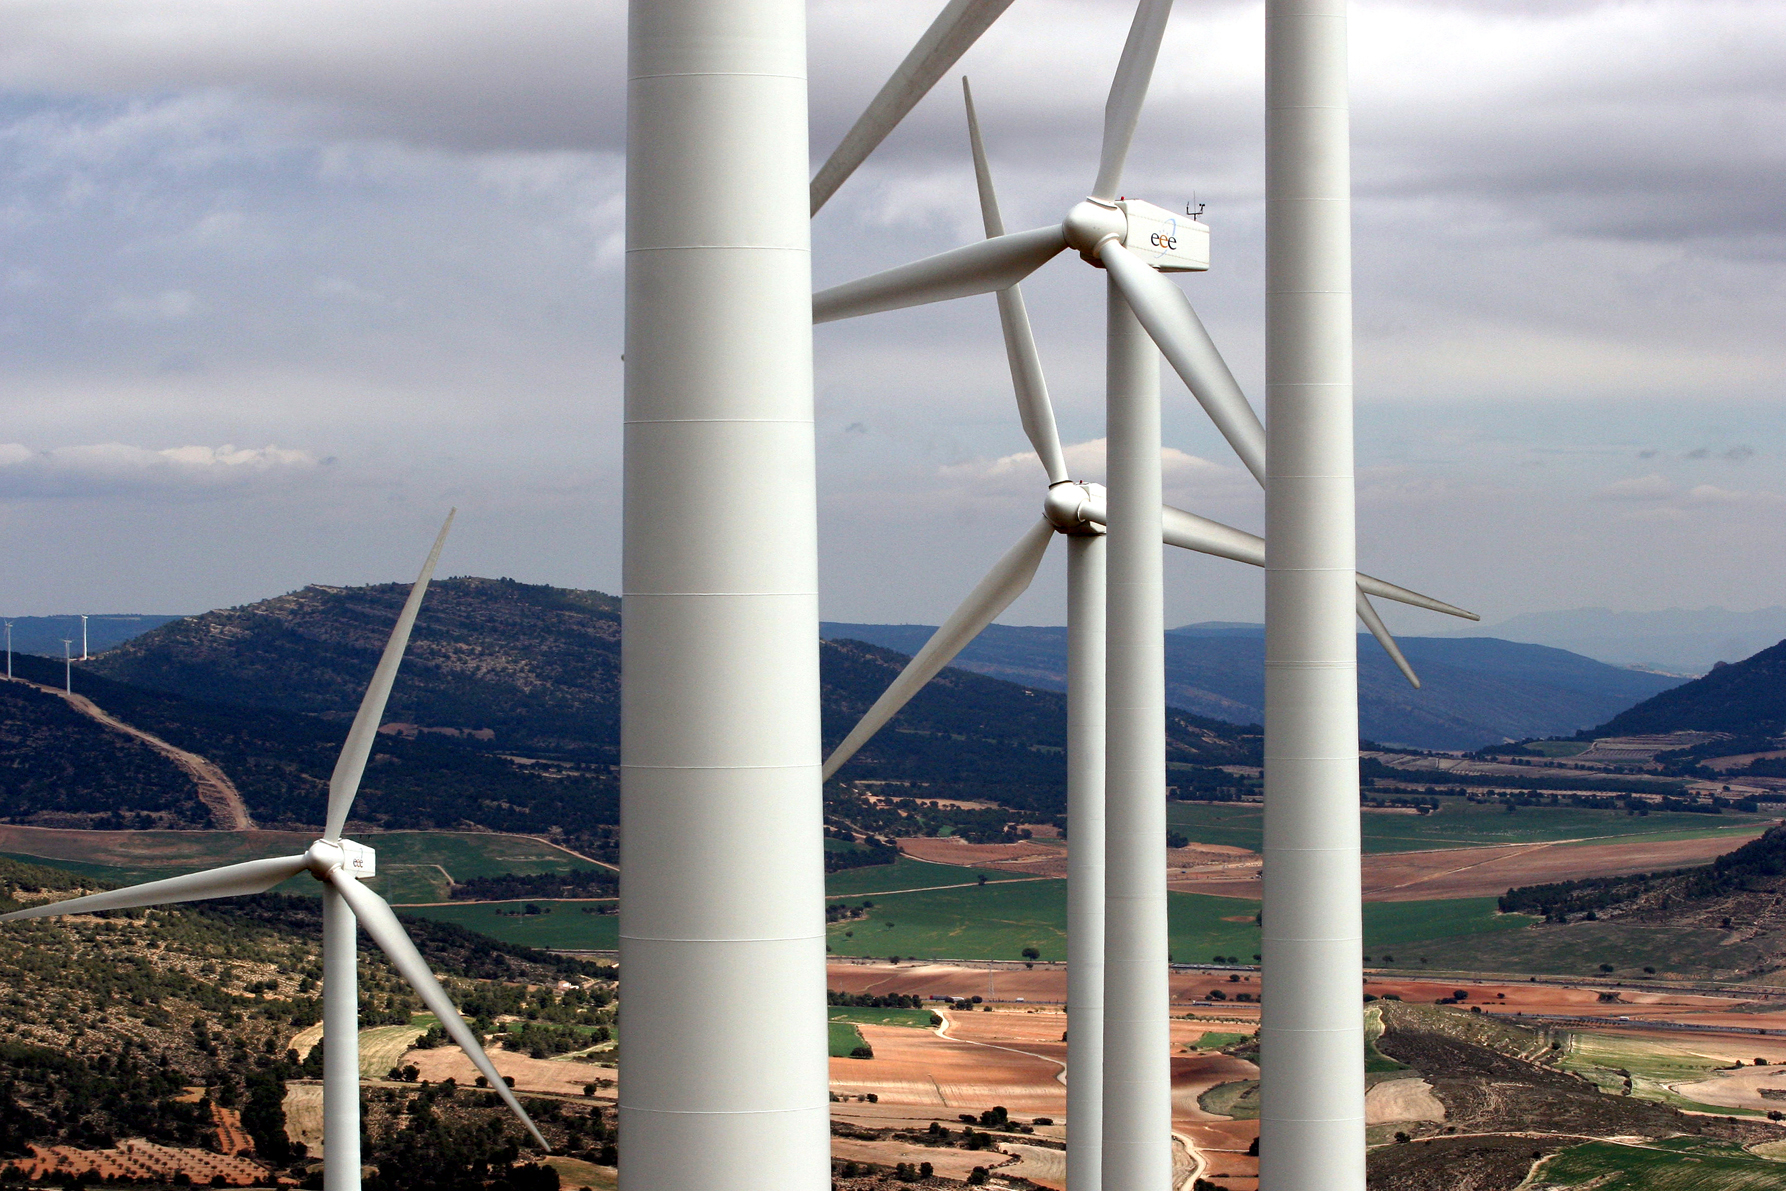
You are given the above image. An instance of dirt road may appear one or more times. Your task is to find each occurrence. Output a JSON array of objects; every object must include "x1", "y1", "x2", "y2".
[{"x1": 8, "y1": 676, "x2": 254, "y2": 830}]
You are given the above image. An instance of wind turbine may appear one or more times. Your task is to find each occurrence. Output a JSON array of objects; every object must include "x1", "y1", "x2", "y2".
[
  {"x1": 817, "y1": 76, "x2": 1475, "y2": 1191},
  {"x1": 0, "y1": 513, "x2": 548, "y2": 1190},
  {"x1": 80, "y1": 614, "x2": 88, "y2": 661},
  {"x1": 5, "y1": 619, "x2": 13, "y2": 679},
  {"x1": 61, "y1": 639, "x2": 72, "y2": 693}
]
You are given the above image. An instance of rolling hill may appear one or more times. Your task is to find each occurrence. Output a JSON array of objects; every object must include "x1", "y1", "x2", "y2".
[
  {"x1": 821, "y1": 621, "x2": 1683, "y2": 751},
  {"x1": 1589, "y1": 636, "x2": 1786, "y2": 739},
  {"x1": 2, "y1": 578, "x2": 1259, "y2": 836}
]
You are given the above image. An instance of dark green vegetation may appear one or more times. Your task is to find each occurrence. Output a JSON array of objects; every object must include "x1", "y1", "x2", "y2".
[
  {"x1": 6, "y1": 650, "x2": 620, "y2": 850},
  {"x1": 0, "y1": 675, "x2": 208, "y2": 827},
  {"x1": 1169, "y1": 794, "x2": 1774, "y2": 855},
  {"x1": 1592, "y1": 636, "x2": 1786, "y2": 738},
  {"x1": 450, "y1": 869, "x2": 617, "y2": 902},
  {"x1": 0, "y1": 855, "x2": 610, "y2": 1183},
  {"x1": 823, "y1": 621, "x2": 1683, "y2": 751},
  {"x1": 1362, "y1": 1002, "x2": 1781, "y2": 1191}
]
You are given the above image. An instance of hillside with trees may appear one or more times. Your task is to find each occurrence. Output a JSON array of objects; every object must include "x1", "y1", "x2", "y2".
[
  {"x1": 0, "y1": 578, "x2": 1261, "y2": 837},
  {"x1": 0, "y1": 855, "x2": 609, "y2": 1185},
  {"x1": 1589, "y1": 637, "x2": 1786, "y2": 738}
]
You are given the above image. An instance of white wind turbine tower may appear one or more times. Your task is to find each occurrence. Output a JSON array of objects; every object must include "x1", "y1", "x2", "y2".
[
  {"x1": 1, "y1": 514, "x2": 548, "y2": 1191},
  {"x1": 80, "y1": 614, "x2": 88, "y2": 661},
  {"x1": 5, "y1": 619, "x2": 14, "y2": 679},
  {"x1": 817, "y1": 77, "x2": 1476, "y2": 1191},
  {"x1": 61, "y1": 639, "x2": 72, "y2": 692}
]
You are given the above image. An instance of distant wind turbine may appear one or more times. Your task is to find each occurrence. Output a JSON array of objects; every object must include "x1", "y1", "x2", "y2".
[
  {"x1": 1, "y1": 512, "x2": 547, "y2": 1190},
  {"x1": 61, "y1": 639, "x2": 71, "y2": 693},
  {"x1": 4, "y1": 619, "x2": 12, "y2": 679},
  {"x1": 80, "y1": 614, "x2": 88, "y2": 661}
]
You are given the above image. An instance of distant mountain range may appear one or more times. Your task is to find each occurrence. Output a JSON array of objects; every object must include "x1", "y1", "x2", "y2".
[
  {"x1": 1437, "y1": 606, "x2": 1786, "y2": 675},
  {"x1": 821, "y1": 621, "x2": 1684, "y2": 751},
  {"x1": 2, "y1": 615, "x2": 185, "y2": 659}
]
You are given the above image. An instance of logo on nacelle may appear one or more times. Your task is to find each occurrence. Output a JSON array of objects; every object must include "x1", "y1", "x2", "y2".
[{"x1": 1149, "y1": 220, "x2": 1179, "y2": 253}]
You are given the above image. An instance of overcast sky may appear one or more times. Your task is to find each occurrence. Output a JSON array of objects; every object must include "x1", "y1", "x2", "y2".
[{"x1": 0, "y1": 0, "x2": 1781, "y2": 635}]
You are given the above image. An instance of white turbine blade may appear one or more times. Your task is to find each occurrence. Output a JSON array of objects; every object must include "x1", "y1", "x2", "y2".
[
  {"x1": 0, "y1": 854, "x2": 309, "y2": 921},
  {"x1": 1355, "y1": 573, "x2": 1478, "y2": 621},
  {"x1": 1100, "y1": 241, "x2": 1267, "y2": 485},
  {"x1": 1092, "y1": 0, "x2": 1175, "y2": 200},
  {"x1": 324, "y1": 510, "x2": 454, "y2": 841},
  {"x1": 964, "y1": 78, "x2": 1069, "y2": 485},
  {"x1": 1357, "y1": 589, "x2": 1420, "y2": 689},
  {"x1": 328, "y1": 871, "x2": 550, "y2": 1150},
  {"x1": 824, "y1": 519, "x2": 1054, "y2": 780},
  {"x1": 1158, "y1": 503, "x2": 1479, "y2": 621},
  {"x1": 1159, "y1": 504, "x2": 1264, "y2": 567},
  {"x1": 813, "y1": 226, "x2": 1067, "y2": 324},
  {"x1": 811, "y1": 0, "x2": 1019, "y2": 215}
]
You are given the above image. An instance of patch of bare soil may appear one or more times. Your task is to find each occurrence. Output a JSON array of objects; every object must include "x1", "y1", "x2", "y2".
[
  {"x1": 1364, "y1": 1078, "x2": 1445, "y2": 1124},
  {"x1": 404, "y1": 1045, "x2": 613, "y2": 1098},
  {"x1": 1361, "y1": 832, "x2": 1773, "y2": 901},
  {"x1": 6, "y1": 1141, "x2": 269, "y2": 1187}
]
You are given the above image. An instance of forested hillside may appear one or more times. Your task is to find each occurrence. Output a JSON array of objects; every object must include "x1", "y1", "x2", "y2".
[
  {"x1": 1590, "y1": 637, "x2": 1786, "y2": 738},
  {"x1": 2, "y1": 578, "x2": 1263, "y2": 833}
]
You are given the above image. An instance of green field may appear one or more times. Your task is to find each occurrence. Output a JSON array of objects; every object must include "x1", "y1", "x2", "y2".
[
  {"x1": 827, "y1": 1005, "x2": 938, "y2": 1029},
  {"x1": 1168, "y1": 796, "x2": 1776, "y2": 855},
  {"x1": 1557, "y1": 1032, "x2": 1755, "y2": 1115},
  {"x1": 1187, "y1": 1031, "x2": 1250, "y2": 1051},
  {"x1": 822, "y1": 881, "x2": 1528, "y2": 965},
  {"x1": 825, "y1": 857, "x2": 1032, "y2": 898},
  {"x1": 1535, "y1": 1137, "x2": 1786, "y2": 1189},
  {"x1": 1376, "y1": 919, "x2": 1764, "y2": 979},
  {"x1": 829, "y1": 1021, "x2": 871, "y2": 1058}
]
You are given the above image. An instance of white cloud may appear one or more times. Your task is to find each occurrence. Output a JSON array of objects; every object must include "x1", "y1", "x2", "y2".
[
  {"x1": 1599, "y1": 474, "x2": 1677, "y2": 501},
  {"x1": 0, "y1": 441, "x2": 322, "y2": 497}
]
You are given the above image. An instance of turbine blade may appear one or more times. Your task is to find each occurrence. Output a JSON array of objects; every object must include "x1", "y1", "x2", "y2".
[
  {"x1": 810, "y1": 0, "x2": 1020, "y2": 215},
  {"x1": 824, "y1": 519, "x2": 1054, "y2": 780},
  {"x1": 1100, "y1": 241, "x2": 1267, "y2": 485},
  {"x1": 964, "y1": 79, "x2": 1069, "y2": 484},
  {"x1": 0, "y1": 854, "x2": 310, "y2": 921},
  {"x1": 328, "y1": 871, "x2": 550, "y2": 1151},
  {"x1": 1357, "y1": 589, "x2": 1421, "y2": 689},
  {"x1": 324, "y1": 511, "x2": 454, "y2": 841},
  {"x1": 1092, "y1": 0, "x2": 1175, "y2": 200},
  {"x1": 813, "y1": 226, "x2": 1067, "y2": 324},
  {"x1": 1159, "y1": 504, "x2": 1264, "y2": 567},
  {"x1": 1158, "y1": 504, "x2": 1480, "y2": 622},
  {"x1": 1355, "y1": 573, "x2": 1479, "y2": 621}
]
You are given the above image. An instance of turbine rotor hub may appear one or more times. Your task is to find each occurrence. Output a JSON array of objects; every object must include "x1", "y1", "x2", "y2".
[
  {"x1": 1044, "y1": 480, "x2": 1106, "y2": 535},
  {"x1": 1062, "y1": 198, "x2": 1125, "y2": 265},
  {"x1": 304, "y1": 837, "x2": 378, "y2": 880}
]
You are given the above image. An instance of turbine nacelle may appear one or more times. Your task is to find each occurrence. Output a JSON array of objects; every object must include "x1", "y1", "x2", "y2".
[
  {"x1": 304, "y1": 838, "x2": 377, "y2": 880},
  {"x1": 1064, "y1": 197, "x2": 1210, "y2": 273}
]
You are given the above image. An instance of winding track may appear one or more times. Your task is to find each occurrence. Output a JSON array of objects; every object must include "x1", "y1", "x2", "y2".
[{"x1": 6, "y1": 676, "x2": 254, "y2": 830}]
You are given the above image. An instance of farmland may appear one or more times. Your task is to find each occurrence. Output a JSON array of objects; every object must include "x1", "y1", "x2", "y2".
[{"x1": 1168, "y1": 795, "x2": 1780, "y2": 855}]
